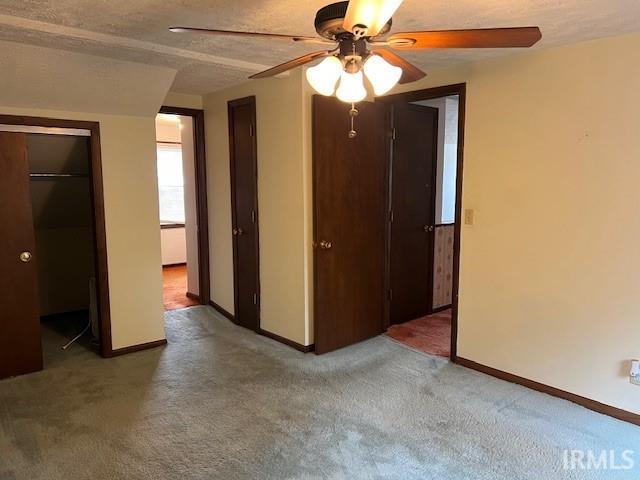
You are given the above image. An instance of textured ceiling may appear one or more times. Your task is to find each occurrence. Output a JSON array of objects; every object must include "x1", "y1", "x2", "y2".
[{"x1": 0, "y1": 0, "x2": 638, "y2": 95}]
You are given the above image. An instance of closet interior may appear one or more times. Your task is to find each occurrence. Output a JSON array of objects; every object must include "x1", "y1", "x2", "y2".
[{"x1": 28, "y1": 132, "x2": 101, "y2": 362}]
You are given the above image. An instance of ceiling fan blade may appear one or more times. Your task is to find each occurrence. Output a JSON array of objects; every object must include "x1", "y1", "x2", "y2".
[
  {"x1": 373, "y1": 49, "x2": 426, "y2": 84},
  {"x1": 169, "y1": 27, "x2": 321, "y2": 43},
  {"x1": 249, "y1": 51, "x2": 330, "y2": 79},
  {"x1": 388, "y1": 27, "x2": 542, "y2": 49},
  {"x1": 343, "y1": 0, "x2": 405, "y2": 37}
]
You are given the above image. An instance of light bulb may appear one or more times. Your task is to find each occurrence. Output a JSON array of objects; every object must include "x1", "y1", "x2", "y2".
[
  {"x1": 336, "y1": 71, "x2": 367, "y2": 103},
  {"x1": 363, "y1": 54, "x2": 402, "y2": 96},
  {"x1": 306, "y1": 56, "x2": 343, "y2": 96},
  {"x1": 343, "y1": 0, "x2": 404, "y2": 37}
]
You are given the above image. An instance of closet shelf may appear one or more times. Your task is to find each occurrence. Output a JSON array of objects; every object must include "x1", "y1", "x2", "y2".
[{"x1": 30, "y1": 173, "x2": 89, "y2": 179}]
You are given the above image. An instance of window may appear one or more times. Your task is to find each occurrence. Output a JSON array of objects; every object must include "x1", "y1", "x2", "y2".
[{"x1": 157, "y1": 143, "x2": 185, "y2": 225}]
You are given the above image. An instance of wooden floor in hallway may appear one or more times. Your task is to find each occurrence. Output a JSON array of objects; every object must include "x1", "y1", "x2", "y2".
[{"x1": 162, "y1": 264, "x2": 199, "y2": 311}]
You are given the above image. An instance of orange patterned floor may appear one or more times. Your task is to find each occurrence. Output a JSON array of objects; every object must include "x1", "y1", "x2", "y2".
[
  {"x1": 386, "y1": 309, "x2": 452, "y2": 357},
  {"x1": 163, "y1": 264, "x2": 199, "y2": 311}
]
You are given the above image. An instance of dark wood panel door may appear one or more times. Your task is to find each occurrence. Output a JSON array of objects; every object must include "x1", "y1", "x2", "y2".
[
  {"x1": 389, "y1": 104, "x2": 439, "y2": 325},
  {"x1": 313, "y1": 96, "x2": 389, "y2": 354},
  {"x1": 0, "y1": 132, "x2": 43, "y2": 378},
  {"x1": 228, "y1": 97, "x2": 260, "y2": 330}
]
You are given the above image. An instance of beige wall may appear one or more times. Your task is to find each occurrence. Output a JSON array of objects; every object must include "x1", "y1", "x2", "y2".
[
  {"x1": 160, "y1": 227, "x2": 187, "y2": 266},
  {"x1": 385, "y1": 32, "x2": 640, "y2": 414},
  {"x1": 180, "y1": 117, "x2": 200, "y2": 296},
  {"x1": 0, "y1": 41, "x2": 174, "y2": 350},
  {"x1": 203, "y1": 71, "x2": 310, "y2": 344},
  {"x1": 163, "y1": 92, "x2": 203, "y2": 110}
]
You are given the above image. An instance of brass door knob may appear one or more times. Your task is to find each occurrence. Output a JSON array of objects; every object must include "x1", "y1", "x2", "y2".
[
  {"x1": 424, "y1": 225, "x2": 434, "y2": 232},
  {"x1": 319, "y1": 240, "x2": 333, "y2": 250},
  {"x1": 232, "y1": 228, "x2": 244, "y2": 236},
  {"x1": 19, "y1": 251, "x2": 32, "y2": 263}
]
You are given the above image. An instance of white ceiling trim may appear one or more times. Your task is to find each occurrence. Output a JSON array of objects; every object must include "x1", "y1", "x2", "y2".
[{"x1": 0, "y1": 14, "x2": 275, "y2": 74}]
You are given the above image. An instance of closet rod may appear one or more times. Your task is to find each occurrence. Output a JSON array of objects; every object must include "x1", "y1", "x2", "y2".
[{"x1": 30, "y1": 173, "x2": 89, "y2": 179}]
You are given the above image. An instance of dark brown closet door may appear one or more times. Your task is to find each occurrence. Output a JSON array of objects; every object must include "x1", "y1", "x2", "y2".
[
  {"x1": 228, "y1": 97, "x2": 260, "y2": 331},
  {"x1": 389, "y1": 104, "x2": 439, "y2": 325},
  {"x1": 313, "y1": 96, "x2": 389, "y2": 354},
  {"x1": 0, "y1": 132, "x2": 43, "y2": 379}
]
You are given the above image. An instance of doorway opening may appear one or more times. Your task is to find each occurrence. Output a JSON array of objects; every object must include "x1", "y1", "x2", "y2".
[
  {"x1": 379, "y1": 85, "x2": 465, "y2": 360},
  {"x1": 0, "y1": 116, "x2": 112, "y2": 380},
  {"x1": 155, "y1": 107, "x2": 209, "y2": 312}
]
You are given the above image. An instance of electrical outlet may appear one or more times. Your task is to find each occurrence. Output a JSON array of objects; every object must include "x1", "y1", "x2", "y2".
[
  {"x1": 630, "y1": 360, "x2": 640, "y2": 386},
  {"x1": 464, "y1": 209, "x2": 474, "y2": 226}
]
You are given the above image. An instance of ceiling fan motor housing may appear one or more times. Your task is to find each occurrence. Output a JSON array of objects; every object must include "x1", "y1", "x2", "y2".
[{"x1": 314, "y1": 1, "x2": 392, "y2": 40}]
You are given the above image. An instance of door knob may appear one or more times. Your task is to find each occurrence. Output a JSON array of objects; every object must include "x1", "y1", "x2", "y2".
[
  {"x1": 19, "y1": 251, "x2": 32, "y2": 263},
  {"x1": 424, "y1": 225, "x2": 434, "y2": 232},
  {"x1": 233, "y1": 228, "x2": 244, "y2": 236},
  {"x1": 319, "y1": 240, "x2": 333, "y2": 250}
]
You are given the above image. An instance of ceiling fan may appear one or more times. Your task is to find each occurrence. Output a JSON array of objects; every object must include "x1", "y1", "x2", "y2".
[{"x1": 171, "y1": 0, "x2": 541, "y2": 136}]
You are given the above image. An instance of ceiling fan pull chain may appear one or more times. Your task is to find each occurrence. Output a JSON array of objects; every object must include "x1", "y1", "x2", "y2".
[{"x1": 348, "y1": 103, "x2": 358, "y2": 139}]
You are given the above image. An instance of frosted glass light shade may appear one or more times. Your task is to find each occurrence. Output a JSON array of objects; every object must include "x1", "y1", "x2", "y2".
[
  {"x1": 306, "y1": 56, "x2": 343, "y2": 96},
  {"x1": 363, "y1": 54, "x2": 402, "y2": 96},
  {"x1": 336, "y1": 71, "x2": 367, "y2": 103}
]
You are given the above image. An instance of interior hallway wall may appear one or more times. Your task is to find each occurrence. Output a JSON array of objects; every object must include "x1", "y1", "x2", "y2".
[
  {"x1": 160, "y1": 228, "x2": 187, "y2": 266},
  {"x1": 203, "y1": 70, "x2": 309, "y2": 345},
  {"x1": 386, "y1": 31, "x2": 640, "y2": 414},
  {"x1": 180, "y1": 117, "x2": 200, "y2": 296}
]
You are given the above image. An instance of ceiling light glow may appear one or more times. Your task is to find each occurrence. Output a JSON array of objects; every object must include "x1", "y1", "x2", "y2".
[
  {"x1": 336, "y1": 71, "x2": 367, "y2": 103},
  {"x1": 363, "y1": 54, "x2": 402, "y2": 95},
  {"x1": 306, "y1": 56, "x2": 343, "y2": 96}
]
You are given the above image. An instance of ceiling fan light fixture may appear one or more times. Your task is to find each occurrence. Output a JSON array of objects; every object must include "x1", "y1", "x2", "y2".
[
  {"x1": 363, "y1": 54, "x2": 402, "y2": 95},
  {"x1": 336, "y1": 70, "x2": 367, "y2": 103},
  {"x1": 306, "y1": 56, "x2": 343, "y2": 96}
]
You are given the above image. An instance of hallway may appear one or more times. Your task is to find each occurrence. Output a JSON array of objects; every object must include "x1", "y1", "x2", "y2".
[
  {"x1": 162, "y1": 265, "x2": 199, "y2": 311},
  {"x1": 386, "y1": 309, "x2": 452, "y2": 357}
]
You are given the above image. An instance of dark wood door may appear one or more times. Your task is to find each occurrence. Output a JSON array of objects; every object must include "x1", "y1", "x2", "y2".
[
  {"x1": 389, "y1": 104, "x2": 439, "y2": 325},
  {"x1": 313, "y1": 96, "x2": 389, "y2": 354},
  {"x1": 0, "y1": 132, "x2": 43, "y2": 378},
  {"x1": 228, "y1": 97, "x2": 260, "y2": 330}
]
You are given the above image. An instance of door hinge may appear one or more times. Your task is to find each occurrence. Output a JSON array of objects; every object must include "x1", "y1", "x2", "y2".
[
  {"x1": 253, "y1": 292, "x2": 258, "y2": 305},
  {"x1": 389, "y1": 128, "x2": 396, "y2": 140},
  {"x1": 389, "y1": 210, "x2": 394, "y2": 223},
  {"x1": 251, "y1": 210, "x2": 256, "y2": 223},
  {"x1": 250, "y1": 124, "x2": 255, "y2": 137}
]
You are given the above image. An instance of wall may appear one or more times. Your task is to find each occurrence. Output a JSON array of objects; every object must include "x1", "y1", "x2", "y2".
[
  {"x1": 414, "y1": 97, "x2": 458, "y2": 224},
  {"x1": 0, "y1": 40, "x2": 175, "y2": 349},
  {"x1": 204, "y1": 70, "x2": 309, "y2": 345},
  {"x1": 442, "y1": 97, "x2": 458, "y2": 224},
  {"x1": 163, "y1": 92, "x2": 203, "y2": 110},
  {"x1": 181, "y1": 117, "x2": 200, "y2": 295},
  {"x1": 415, "y1": 98, "x2": 447, "y2": 222},
  {"x1": 160, "y1": 227, "x2": 187, "y2": 266},
  {"x1": 387, "y1": 32, "x2": 640, "y2": 414}
]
